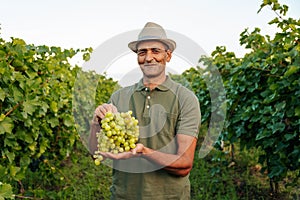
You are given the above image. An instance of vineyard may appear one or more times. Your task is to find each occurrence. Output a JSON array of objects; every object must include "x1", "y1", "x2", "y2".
[{"x1": 0, "y1": 0, "x2": 299, "y2": 199}]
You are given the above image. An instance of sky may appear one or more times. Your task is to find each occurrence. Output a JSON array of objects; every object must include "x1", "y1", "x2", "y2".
[{"x1": 0, "y1": 0, "x2": 299, "y2": 82}]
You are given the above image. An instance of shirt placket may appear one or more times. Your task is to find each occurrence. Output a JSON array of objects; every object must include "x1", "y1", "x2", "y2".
[{"x1": 144, "y1": 87, "x2": 151, "y2": 117}]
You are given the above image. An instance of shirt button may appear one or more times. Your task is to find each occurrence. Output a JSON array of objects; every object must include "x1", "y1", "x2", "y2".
[
  {"x1": 147, "y1": 96, "x2": 151, "y2": 99},
  {"x1": 146, "y1": 105, "x2": 150, "y2": 109}
]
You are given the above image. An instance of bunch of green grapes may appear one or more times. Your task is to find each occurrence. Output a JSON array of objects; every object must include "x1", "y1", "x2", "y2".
[{"x1": 93, "y1": 110, "x2": 139, "y2": 165}]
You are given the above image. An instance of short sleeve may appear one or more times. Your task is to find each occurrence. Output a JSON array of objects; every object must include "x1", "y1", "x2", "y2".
[{"x1": 176, "y1": 86, "x2": 201, "y2": 138}]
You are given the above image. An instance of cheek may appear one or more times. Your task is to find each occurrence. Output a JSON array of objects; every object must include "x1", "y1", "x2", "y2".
[{"x1": 137, "y1": 57, "x2": 144, "y2": 65}]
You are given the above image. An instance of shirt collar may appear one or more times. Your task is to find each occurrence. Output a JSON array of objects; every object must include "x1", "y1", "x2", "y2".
[{"x1": 135, "y1": 76, "x2": 172, "y2": 92}]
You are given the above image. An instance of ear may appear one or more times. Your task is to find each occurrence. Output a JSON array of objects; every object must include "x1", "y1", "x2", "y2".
[{"x1": 166, "y1": 50, "x2": 172, "y2": 62}]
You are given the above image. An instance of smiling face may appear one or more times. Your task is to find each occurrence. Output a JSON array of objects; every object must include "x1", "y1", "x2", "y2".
[{"x1": 136, "y1": 40, "x2": 172, "y2": 80}]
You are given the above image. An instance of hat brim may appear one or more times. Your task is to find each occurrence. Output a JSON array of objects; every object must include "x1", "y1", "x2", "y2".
[{"x1": 128, "y1": 38, "x2": 176, "y2": 53}]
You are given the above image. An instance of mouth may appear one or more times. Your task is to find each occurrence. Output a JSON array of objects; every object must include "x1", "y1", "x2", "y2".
[{"x1": 143, "y1": 63, "x2": 158, "y2": 67}]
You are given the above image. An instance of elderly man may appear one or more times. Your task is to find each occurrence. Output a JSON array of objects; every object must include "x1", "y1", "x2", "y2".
[{"x1": 89, "y1": 22, "x2": 201, "y2": 200}]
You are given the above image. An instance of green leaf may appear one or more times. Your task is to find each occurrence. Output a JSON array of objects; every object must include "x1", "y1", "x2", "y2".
[
  {"x1": 24, "y1": 133, "x2": 33, "y2": 143},
  {"x1": 50, "y1": 101, "x2": 58, "y2": 113},
  {"x1": 284, "y1": 133, "x2": 296, "y2": 141},
  {"x1": 272, "y1": 122, "x2": 285, "y2": 132},
  {"x1": 270, "y1": 67, "x2": 278, "y2": 74},
  {"x1": 69, "y1": 134, "x2": 76, "y2": 146},
  {"x1": 4, "y1": 137, "x2": 18, "y2": 148},
  {"x1": 12, "y1": 38, "x2": 26, "y2": 46},
  {"x1": 82, "y1": 52, "x2": 90, "y2": 61},
  {"x1": 5, "y1": 151, "x2": 15, "y2": 163},
  {"x1": 0, "y1": 50, "x2": 6, "y2": 57},
  {"x1": 12, "y1": 86, "x2": 23, "y2": 102},
  {"x1": 256, "y1": 129, "x2": 270, "y2": 140},
  {"x1": 48, "y1": 117, "x2": 59, "y2": 128},
  {"x1": 63, "y1": 115, "x2": 73, "y2": 127},
  {"x1": 39, "y1": 138, "x2": 48, "y2": 155},
  {"x1": 0, "y1": 165, "x2": 7, "y2": 180},
  {"x1": 23, "y1": 100, "x2": 36, "y2": 115},
  {"x1": 20, "y1": 156, "x2": 30, "y2": 168},
  {"x1": 25, "y1": 69, "x2": 39, "y2": 79},
  {"x1": 28, "y1": 142, "x2": 37, "y2": 152},
  {"x1": 268, "y1": 164, "x2": 285, "y2": 179},
  {"x1": 269, "y1": 83, "x2": 279, "y2": 91},
  {"x1": 0, "y1": 114, "x2": 5, "y2": 122},
  {"x1": 275, "y1": 101, "x2": 286, "y2": 111},
  {"x1": 262, "y1": 137, "x2": 275, "y2": 148},
  {"x1": 40, "y1": 101, "x2": 49, "y2": 114},
  {"x1": 0, "y1": 183, "x2": 14, "y2": 200},
  {"x1": 9, "y1": 165, "x2": 20, "y2": 178},
  {"x1": 284, "y1": 65, "x2": 299, "y2": 77},
  {"x1": 0, "y1": 88, "x2": 5, "y2": 101},
  {"x1": 0, "y1": 62, "x2": 6, "y2": 75},
  {"x1": 295, "y1": 106, "x2": 300, "y2": 117},
  {"x1": 0, "y1": 116, "x2": 14, "y2": 135}
]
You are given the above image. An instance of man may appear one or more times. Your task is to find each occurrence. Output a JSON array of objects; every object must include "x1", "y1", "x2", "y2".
[{"x1": 89, "y1": 22, "x2": 201, "y2": 200}]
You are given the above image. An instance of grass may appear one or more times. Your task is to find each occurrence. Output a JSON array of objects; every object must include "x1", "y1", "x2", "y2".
[
  {"x1": 14, "y1": 141, "x2": 299, "y2": 200},
  {"x1": 14, "y1": 143, "x2": 112, "y2": 200},
  {"x1": 190, "y1": 143, "x2": 299, "y2": 200}
]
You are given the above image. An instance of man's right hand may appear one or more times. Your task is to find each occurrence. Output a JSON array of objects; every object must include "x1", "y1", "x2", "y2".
[
  {"x1": 92, "y1": 103, "x2": 118, "y2": 124},
  {"x1": 89, "y1": 103, "x2": 117, "y2": 154}
]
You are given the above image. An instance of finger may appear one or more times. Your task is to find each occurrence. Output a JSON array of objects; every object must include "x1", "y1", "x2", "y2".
[
  {"x1": 131, "y1": 144, "x2": 143, "y2": 155},
  {"x1": 110, "y1": 103, "x2": 118, "y2": 113},
  {"x1": 101, "y1": 151, "x2": 132, "y2": 160},
  {"x1": 100, "y1": 152, "x2": 114, "y2": 159},
  {"x1": 132, "y1": 148, "x2": 137, "y2": 155},
  {"x1": 101, "y1": 103, "x2": 110, "y2": 112},
  {"x1": 94, "y1": 107, "x2": 104, "y2": 119},
  {"x1": 96, "y1": 104, "x2": 110, "y2": 119},
  {"x1": 98, "y1": 107, "x2": 107, "y2": 119},
  {"x1": 95, "y1": 103, "x2": 117, "y2": 119}
]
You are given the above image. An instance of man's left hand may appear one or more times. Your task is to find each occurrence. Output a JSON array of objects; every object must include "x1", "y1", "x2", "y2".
[{"x1": 100, "y1": 143, "x2": 145, "y2": 160}]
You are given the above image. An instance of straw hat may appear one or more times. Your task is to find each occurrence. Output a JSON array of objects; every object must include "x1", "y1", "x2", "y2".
[{"x1": 128, "y1": 22, "x2": 176, "y2": 52}]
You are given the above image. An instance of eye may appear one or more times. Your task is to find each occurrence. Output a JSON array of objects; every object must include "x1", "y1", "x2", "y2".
[
  {"x1": 151, "y1": 48, "x2": 162, "y2": 54},
  {"x1": 137, "y1": 49, "x2": 147, "y2": 56},
  {"x1": 136, "y1": 48, "x2": 166, "y2": 56}
]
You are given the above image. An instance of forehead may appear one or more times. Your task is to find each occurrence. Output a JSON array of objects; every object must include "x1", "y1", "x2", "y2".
[{"x1": 137, "y1": 40, "x2": 166, "y2": 49}]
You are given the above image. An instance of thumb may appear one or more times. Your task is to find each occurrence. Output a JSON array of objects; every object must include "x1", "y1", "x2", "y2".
[
  {"x1": 132, "y1": 143, "x2": 144, "y2": 155},
  {"x1": 132, "y1": 148, "x2": 137, "y2": 155}
]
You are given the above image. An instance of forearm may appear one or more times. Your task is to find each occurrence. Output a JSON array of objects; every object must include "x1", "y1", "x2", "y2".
[
  {"x1": 88, "y1": 121, "x2": 101, "y2": 155},
  {"x1": 141, "y1": 147, "x2": 194, "y2": 176}
]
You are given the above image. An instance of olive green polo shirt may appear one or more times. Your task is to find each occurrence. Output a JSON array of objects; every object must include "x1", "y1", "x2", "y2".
[{"x1": 109, "y1": 76, "x2": 201, "y2": 200}]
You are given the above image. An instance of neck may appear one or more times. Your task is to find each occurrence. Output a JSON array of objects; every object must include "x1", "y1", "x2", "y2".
[{"x1": 143, "y1": 75, "x2": 167, "y2": 90}]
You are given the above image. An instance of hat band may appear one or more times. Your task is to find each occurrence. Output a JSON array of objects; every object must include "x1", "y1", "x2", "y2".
[{"x1": 139, "y1": 35, "x2": 163, "y2": 40}]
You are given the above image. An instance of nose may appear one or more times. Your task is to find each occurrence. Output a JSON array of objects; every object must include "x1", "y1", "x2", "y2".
[{"x1": 145, "y1": 50, "x2": 154, "y2": 62}]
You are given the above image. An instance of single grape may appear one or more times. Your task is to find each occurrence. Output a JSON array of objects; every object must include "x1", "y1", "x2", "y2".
[{"x1": 94, "y1": 159, "x2": 101, "y2": 166}]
